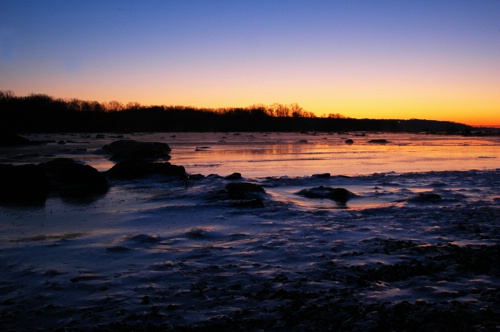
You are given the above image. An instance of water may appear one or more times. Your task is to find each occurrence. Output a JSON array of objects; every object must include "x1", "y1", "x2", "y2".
[
  {"x1": 168, "y1": 132, "x2": 499, "y2": 177},
  {"x1": 2, "y1": 132, "x2": 498, "y2": 176},
  {"x1": 0, "y1": 132, "x2": 499, "y2": 330}
]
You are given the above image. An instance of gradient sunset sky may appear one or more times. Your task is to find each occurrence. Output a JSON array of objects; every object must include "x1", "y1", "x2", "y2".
[{"x1": 1, "y1": 1, "x2": 499, "y2": 126}]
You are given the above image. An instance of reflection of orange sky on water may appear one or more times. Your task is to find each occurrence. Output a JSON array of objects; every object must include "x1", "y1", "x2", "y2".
[
  {"x1": 168, "y1": 133, "x2": 500, "y2": 178},
  {"x1": 4, "y1": 132, "x2": 497, "y2": 176}
]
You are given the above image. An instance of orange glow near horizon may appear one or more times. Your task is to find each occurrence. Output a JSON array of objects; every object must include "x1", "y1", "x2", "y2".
[
  {"x1": 7, "y1": 86, "x2": 498, "y2": 128},
  {"x1": 2, "y1": 2, "x2": 499, "y2": 128}
]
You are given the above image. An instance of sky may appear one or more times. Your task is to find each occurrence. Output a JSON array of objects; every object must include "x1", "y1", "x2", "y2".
[{"x1": 1, "y1": 1, "x2": 499, "y2": 127}]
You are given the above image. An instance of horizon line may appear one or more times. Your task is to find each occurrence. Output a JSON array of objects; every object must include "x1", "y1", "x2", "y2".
[{"x1": 2, "y1": 90, "x2": 498, "y2": 129}]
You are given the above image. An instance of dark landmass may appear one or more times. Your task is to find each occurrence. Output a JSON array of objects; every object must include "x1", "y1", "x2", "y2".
[
  {"x1": 0, "y1": 131, "x2": 47, "y2": 147},
  {"x1": 0, "y1": 91, "x2": 475, "y2": 133}
]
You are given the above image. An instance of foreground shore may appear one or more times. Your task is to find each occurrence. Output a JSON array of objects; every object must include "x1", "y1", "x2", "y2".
[{"x1": 1, "y1": 169, "x2": 498, "y2": 331}]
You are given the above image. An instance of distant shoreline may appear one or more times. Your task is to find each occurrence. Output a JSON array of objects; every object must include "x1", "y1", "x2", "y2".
[{"x1": 2, "y1": 91, "x2": 498, "y2": 134}]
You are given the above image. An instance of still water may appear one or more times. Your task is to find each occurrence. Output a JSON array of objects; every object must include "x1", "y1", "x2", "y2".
[{"x1": 2, "y1": 132, "x2": 498, "y2": 177}]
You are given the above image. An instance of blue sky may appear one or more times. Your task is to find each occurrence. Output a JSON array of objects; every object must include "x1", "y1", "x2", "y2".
[{"x1": 1, "y1": 0, "x2": 499, "y2": 125}]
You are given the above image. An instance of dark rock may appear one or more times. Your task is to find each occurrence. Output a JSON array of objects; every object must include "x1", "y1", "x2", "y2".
[
  {"x1": 40, "y1": 158, "x2": 76, "y2": 176},
  {"x1": 0, "y1": 132, "x2": 41, "y2": 147},
  {"x1": 345, "y1": 139, "x2": 354, "y2": 145},
  {"x1": 186, "y1": 228, "x2": 209, "y2": 239},
  {"x1": 0, "y1": 164, "x2": 50, "y2": 204},
  {"x1": 57, "y1": 140, "x2": 66, "y2": 145},
  {"x1": 225, "y1": 172, "x2": 242, "y2": 180},
  {"x1": 101, "y1": 139, "x2": 171, "y2": 160},
  {"x1": 105, "y1": 159, "x2": 186, "y2": 179},
  {"x1": 127, "y1": 234, "x2": 162, "y2": 244},
  {"x1": 188, "y1": 174, "x2": 205, "y2": 180},
  {"x1": 296, "y1": 186, "x2": 356, "y2": 203},
  {"x1": 208, "y1": 182, "x2": 266, "y2": 206},
  {"x1": 312, "y1": 173, "x2": 331, "y2": 178},
  {"x1": 225, "y1": 182, "x2": 265, "y2": 199},
  {"x1": 409, "y1": 192, "x2": 442, "y2": 203},
  {"x1": 0, "y1": 158, "x2": 109, "y2": 202},
  {"x1": 41, "y1": 158, "x2": 108, "y2": 197},
  {"x1": 50, "y1": 162, "x2": 108, "y2": 197},
  {"x1": 368, "y1": 139, "x2": 390, "y2": 144}
]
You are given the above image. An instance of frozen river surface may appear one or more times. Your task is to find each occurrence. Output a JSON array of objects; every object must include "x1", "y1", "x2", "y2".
[{"x1": 0, "y1": 132, "x2": 498, "y2": 330}]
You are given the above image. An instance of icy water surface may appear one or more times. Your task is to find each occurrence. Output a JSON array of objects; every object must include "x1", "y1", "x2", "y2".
[
  {"x1": 1, "y1": 132, "x2": 499, "y2": 175},
  {"x1": 0, "y1": 132, "x2": 499, "y2": 330}
]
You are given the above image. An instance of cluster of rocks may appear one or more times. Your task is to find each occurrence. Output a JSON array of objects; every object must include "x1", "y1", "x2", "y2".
[
  {"x1": 6, "y1": 136, "x2": 347, "y2": 208},
  {"x1": 0, "y1": 158, "x2": 108, "y2": 204},
  {"x1": 101, "y1": 139, "x2": 171, "y2": 160},
  {"x1": 0, "y1": 139, "x2": 187, "y2": 205},
  {"x1": 1, "y1": 136, "x2": 439, "y2": 207},
  {"x1": 101, "y1": 139, "x2": 186, "y2": 180},
  {"x1": 0, "y1": 137, "x2": 272, "y2": 207}
]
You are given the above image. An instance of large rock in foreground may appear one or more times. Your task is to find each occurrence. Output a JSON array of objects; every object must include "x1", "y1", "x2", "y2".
[
  {"x1": 102, "y1": 140, "x2": 171, "y2": 160},
  {"x1": 0, "y1": 158, "x2": 109, "y2": 205},
  {"x1": 105, "y1": 159, "x2": 186, "y2": 180},
  {"x1": 41, "y1": 158, "x2": 109, "y2": 197},
  {"x1": 296, "y1": 186, "x2": 356, "y2": 204},
  {"x1": 0, "y1": 164, "x2": 50, "y2": 204}
]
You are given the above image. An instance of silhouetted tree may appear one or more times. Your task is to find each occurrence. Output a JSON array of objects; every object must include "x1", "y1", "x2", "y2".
[{"x1": 0, "y1": 91, "x2": 471, "y2": 133}]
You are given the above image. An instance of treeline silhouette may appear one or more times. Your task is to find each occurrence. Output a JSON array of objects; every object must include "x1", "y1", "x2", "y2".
[{"x1": 0, "y1": 91, "x2": 471, "y2": 133}]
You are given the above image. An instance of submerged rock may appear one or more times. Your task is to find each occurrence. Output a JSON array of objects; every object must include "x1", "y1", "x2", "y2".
[
  {"x1": 409, "y1": 192, "x2": 442, "y2": 203},
  {"x1": 231, "y1": 198, "x2": 265, "y2": 208},
  {"x1": 101, "y1": 139, "x2": 171, "y2": 160},
  {"x1": 368, "y1": 139, "x2": 390, "y2": 144},
  {"x1": 105, "y1": 159, "x2": 186, "y2": 179},
  {"x1": 207, "y1": 182, "x2": 266, "y2": 208},
  {"x1": 345, "y1": 139, "x2": 354, "y2": 145},
  {"x1": 296, "y1": 186, "x2": 356, "y2": 204},
  {"x1": 225, "y1": 182, "x2": 265, "y2": 199},
  {"x1": 126, "y1": 234, "x2": 162, "y2": 244}
]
